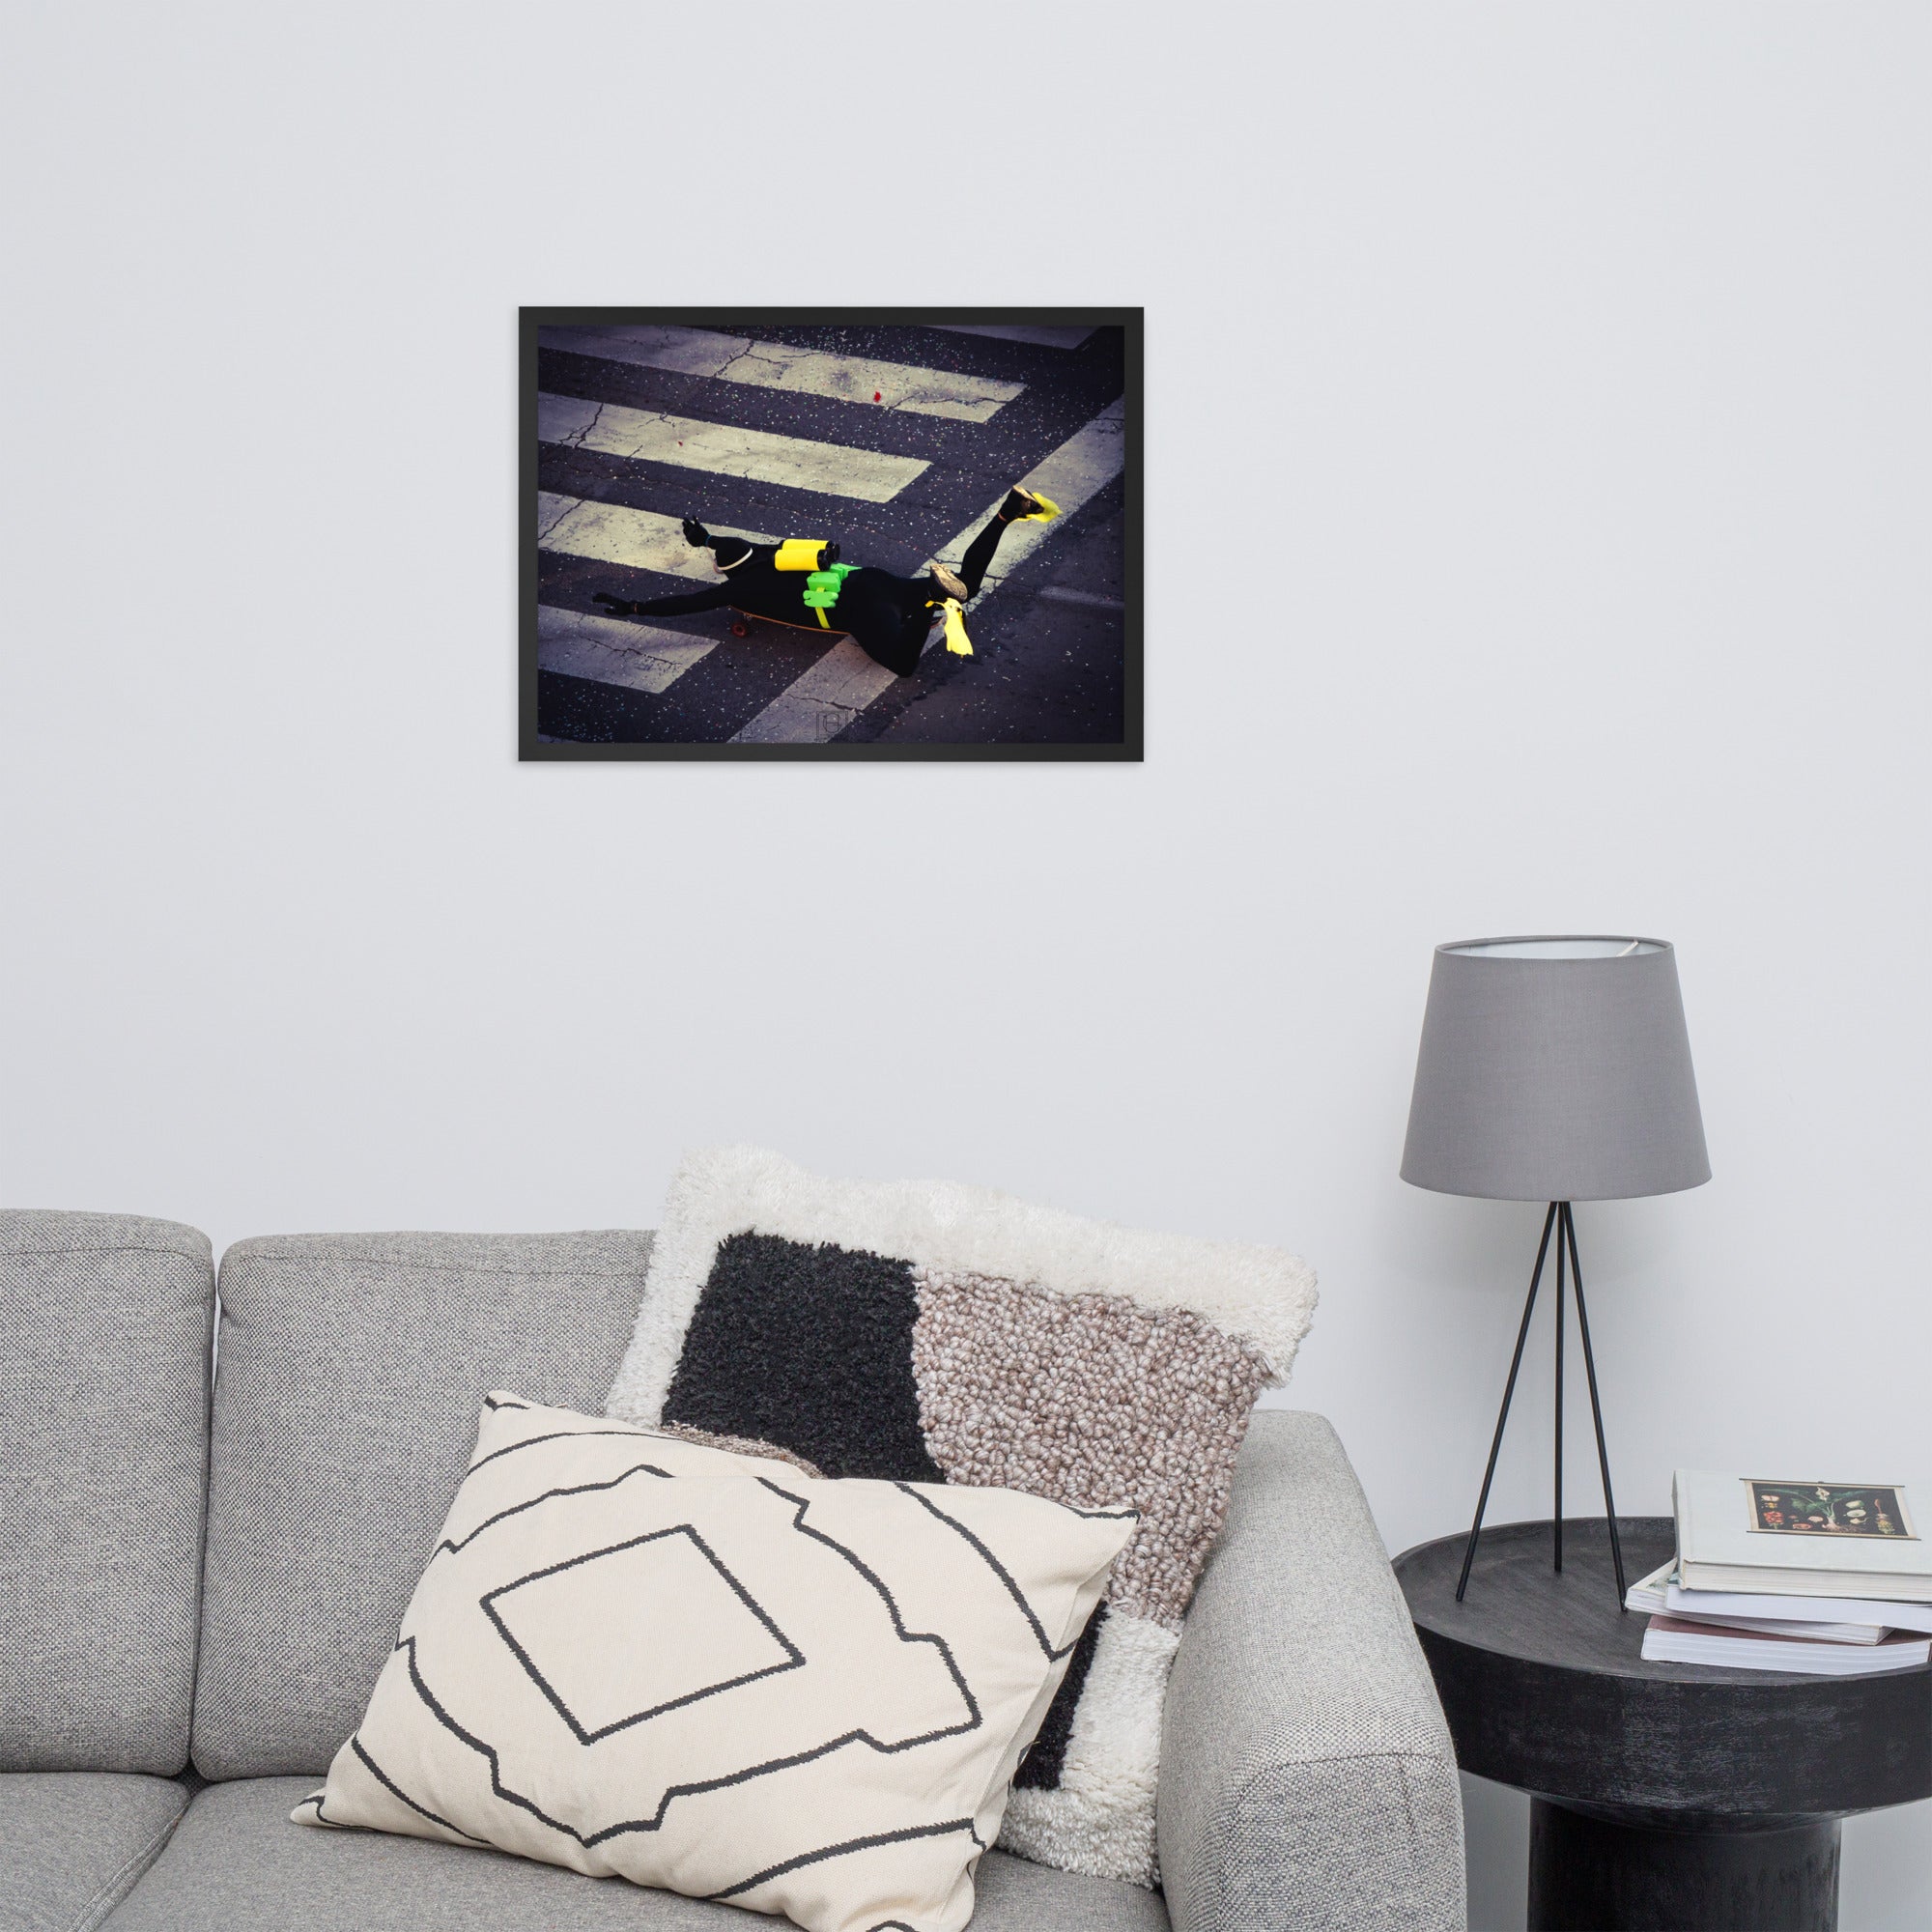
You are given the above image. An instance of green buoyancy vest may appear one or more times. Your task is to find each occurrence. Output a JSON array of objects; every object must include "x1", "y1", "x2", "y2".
[{"x1": 801, "y1": 562, "x2": 858, "y2": 626}]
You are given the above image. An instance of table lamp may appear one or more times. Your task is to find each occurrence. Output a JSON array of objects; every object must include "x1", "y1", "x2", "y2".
[{"x1": 1401, "y1": 936, "x2": 1709, "y2": 1606}]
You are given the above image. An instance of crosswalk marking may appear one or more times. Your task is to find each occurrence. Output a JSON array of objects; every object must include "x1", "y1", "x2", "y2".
[
  {"x1": 929, "y1": 397, "x2": 1126, "y2": 594},
  {"x1": 538, "y1": 394, "x2": 927, "y2": 503},
  {"x1": 540, "y1": 325, "x2": 1024, "y2": 423},
  {"x1": 728, "y1": 638, "x2": 897, "y2": 745},
  {"x1": 1037, "y1": 585, "x2": 1126, "y2": 611},
  {"x1": 537, "y1": 605, "x2": 717, "y2": 695},
  {"x1": 536, "y1": 494, "x2": 774, "y2": 574},
  {"x1": 729, "y1": 397, "x2": 1128, "y2": 746},
  {"x1": 929, "y1": 325, "x2": 1095, "y2": 350}
]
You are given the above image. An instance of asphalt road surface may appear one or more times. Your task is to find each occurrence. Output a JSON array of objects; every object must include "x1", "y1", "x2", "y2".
[{"x1": 532, "y1": 323, "x2": 1129, "y2": 748}]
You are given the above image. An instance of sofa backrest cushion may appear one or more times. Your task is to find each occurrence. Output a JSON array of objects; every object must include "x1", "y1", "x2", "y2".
[
  {"x1": 0, "y1": 1210, "x2": 215, "y2": 1774},
  {"x1": 190, "y1": 1231, "x2": 654, "y2": 1778}
]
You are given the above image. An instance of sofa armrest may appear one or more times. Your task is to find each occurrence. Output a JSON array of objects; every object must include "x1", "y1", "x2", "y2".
[{"x1": 1157, "y1": 1410, "x2": 1465, "y2": 1932}]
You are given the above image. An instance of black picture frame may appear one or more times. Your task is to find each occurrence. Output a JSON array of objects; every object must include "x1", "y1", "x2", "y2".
[{"x1": 519, "y1": 306, "x2": 1143, "y2": 761}]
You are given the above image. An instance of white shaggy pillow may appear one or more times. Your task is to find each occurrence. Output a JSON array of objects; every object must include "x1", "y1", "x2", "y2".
[
  {"x1": 605, "y1": 1146, "x2": 1319, "y2": 1886},
  {"x1": 295, "y1": 1395, "x2": 1134, "y2": 1932}
]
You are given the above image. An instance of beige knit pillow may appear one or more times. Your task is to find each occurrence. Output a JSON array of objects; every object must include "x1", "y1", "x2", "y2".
[{"x1": 295, "y1": 1395, "x2": 1133, "y2": 1932}]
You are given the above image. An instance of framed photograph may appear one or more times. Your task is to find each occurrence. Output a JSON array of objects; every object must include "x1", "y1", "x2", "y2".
[{"x1": 520, "y1": 308, "x2": 1141, "y2": 760}]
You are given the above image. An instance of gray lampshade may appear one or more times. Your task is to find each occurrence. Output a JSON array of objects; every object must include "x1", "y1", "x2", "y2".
[{"x1": 1401, "y1": 936, "x2": 1710, "y2": 1203}]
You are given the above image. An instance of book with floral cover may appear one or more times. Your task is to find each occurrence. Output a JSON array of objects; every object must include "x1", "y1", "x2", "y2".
[{"x1": 1674, "y1": 1470, "x2": 1932, "y2": 1599}]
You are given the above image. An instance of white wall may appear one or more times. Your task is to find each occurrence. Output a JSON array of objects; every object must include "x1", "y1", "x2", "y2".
[{"x1": 3, "y1": 6, "x2": 1927, "y2": 1924}]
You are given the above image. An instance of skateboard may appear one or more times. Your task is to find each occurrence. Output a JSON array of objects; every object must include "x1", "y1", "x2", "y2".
[{"x1": 727, "y1": 608, "x2": 849, "y2": 640}]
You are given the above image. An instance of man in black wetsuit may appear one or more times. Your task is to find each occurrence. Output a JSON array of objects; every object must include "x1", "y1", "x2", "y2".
[{"x1": 590, "y1": 486, "x2": 1055, "y2": 679}]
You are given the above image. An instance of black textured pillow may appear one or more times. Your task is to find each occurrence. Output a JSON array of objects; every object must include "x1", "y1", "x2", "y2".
[{"x1": 606, "y1": 1147, "x2": 1318, "y2": 1886}]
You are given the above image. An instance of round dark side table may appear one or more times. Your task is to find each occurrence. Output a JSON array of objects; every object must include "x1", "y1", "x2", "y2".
[{"x1": 1395, "y1": 1518, "x2": 1932, "y2": 1932}]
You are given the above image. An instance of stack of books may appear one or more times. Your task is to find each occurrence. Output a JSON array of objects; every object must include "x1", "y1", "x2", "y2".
[{"x1": 1633, "y1": 1471, "x2": 1932, "y2": 1675}]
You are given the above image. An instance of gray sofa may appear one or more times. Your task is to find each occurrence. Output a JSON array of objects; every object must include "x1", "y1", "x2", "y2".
[{"x1": 0, "y1": 1210, "x2": 1465, "y2": 1932}]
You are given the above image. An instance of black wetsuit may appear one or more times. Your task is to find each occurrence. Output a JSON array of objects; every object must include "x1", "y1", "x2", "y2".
[{"x1": 612, "y1": 502, "x2": 1021, "y2": 678}]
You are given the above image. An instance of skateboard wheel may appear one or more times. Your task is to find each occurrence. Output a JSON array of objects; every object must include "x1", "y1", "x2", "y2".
[{"x1": 730, "y1": 620, "x2": 750, "y2": 637}]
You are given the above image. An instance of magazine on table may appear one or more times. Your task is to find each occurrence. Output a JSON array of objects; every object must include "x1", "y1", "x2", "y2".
[
  {"x1": 1623, "y1": 1561, "x2": 1889, "y2": 1642},
  {"x1": 1624, "y1": 1559, "x2": 1932, "y2": 1637},
  {"x1": 1641, "y1": 1614, "x2": 1932, "y2": 1676}
]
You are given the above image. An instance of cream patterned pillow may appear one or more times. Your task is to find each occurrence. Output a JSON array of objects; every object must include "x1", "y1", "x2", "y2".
[{"x1": 295, "y1": 1395, "x2": 1134, "y2": 1932}]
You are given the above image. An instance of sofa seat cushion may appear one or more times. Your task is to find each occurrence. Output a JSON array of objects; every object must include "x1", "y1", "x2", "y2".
[
  {"x1": 0, "y1": 1772, "x2": 187, "y2": 1932},
  {"x1": 192, "y1": 1232, "x2": 656, "y2": 1777},
  {"x1": 99, "y1": 1779, "x2": 1170, "y2": 1931},
  {"x1": 1, "y1": 1212, "x2": 214, "y2": 1774}
]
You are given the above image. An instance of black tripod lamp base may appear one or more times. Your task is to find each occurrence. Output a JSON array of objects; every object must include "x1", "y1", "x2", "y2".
[{"x1": 1455, "y1": 1201, "x2": 1628, "y2": 1608}]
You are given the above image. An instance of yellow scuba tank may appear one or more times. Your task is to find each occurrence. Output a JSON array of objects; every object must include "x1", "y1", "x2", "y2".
[{"x1": 775, "y1": 539, "x2": 838, "y2": 572}]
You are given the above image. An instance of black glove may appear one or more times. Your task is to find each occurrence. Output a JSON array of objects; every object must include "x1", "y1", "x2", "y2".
[
  {"x1": 591, "y1": 591, "x2": 638, "y2": 616},
  {"x1": 681, "y1": 518, "x2": 709, "y2": 547}
]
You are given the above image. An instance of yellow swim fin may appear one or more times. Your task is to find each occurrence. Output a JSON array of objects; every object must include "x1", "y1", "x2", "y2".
[{"x1": 938, "y1": 598, "x2": 973, "y2": 656}]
